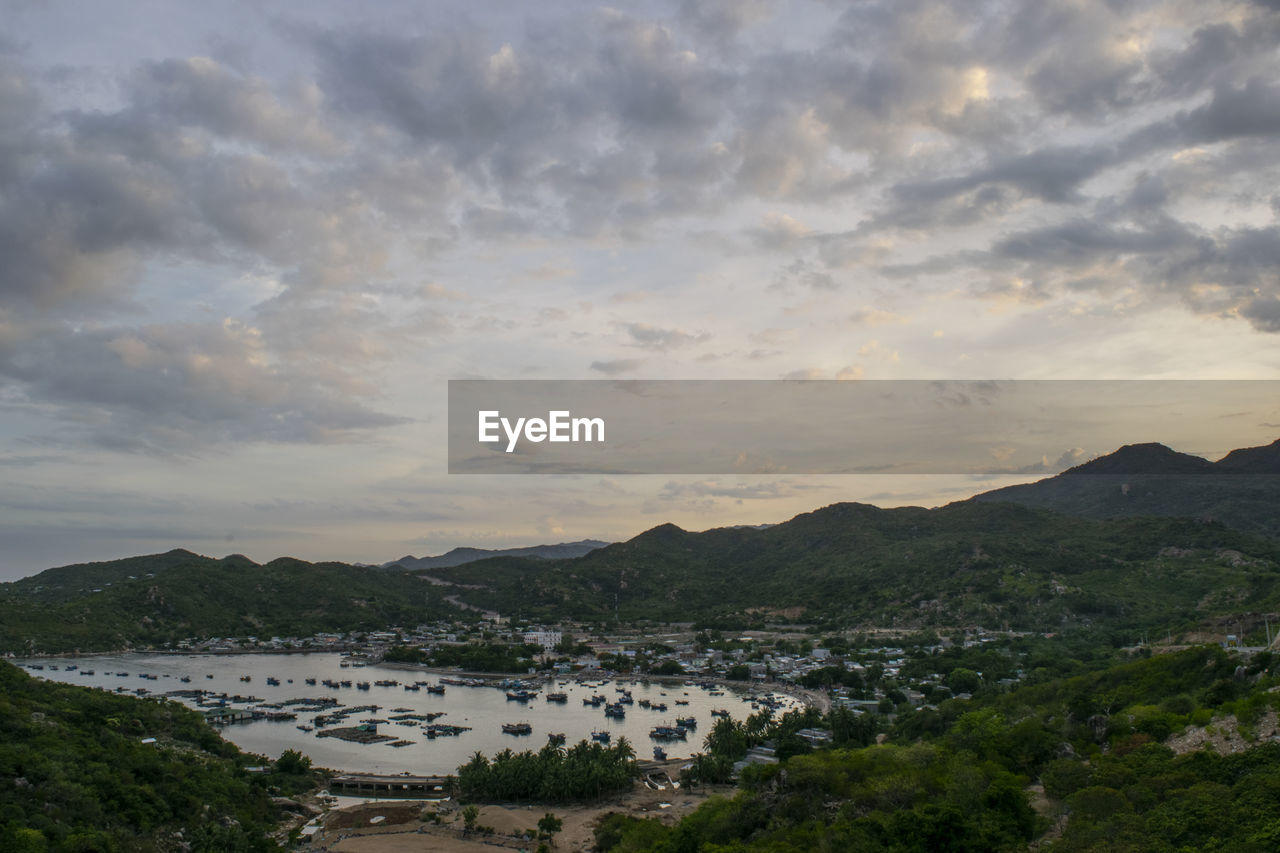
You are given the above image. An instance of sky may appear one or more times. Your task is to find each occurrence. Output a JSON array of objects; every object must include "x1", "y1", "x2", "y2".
[{"x1": 2, "y1": 0, "x2": 1279, "y2": 580}]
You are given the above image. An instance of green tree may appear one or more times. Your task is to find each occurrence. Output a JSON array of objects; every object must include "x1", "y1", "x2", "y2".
[
  {"x1": 275, "y1": 748, "x2": 311, "y2": 774},
  {"x1": 538, "y1": 812, "x2": 563, "y2": 843}
]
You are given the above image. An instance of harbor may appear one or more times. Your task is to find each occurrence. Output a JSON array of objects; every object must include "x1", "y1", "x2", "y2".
[{"x1": 19, "y1": 652, "x2": 801, "y2": 778}]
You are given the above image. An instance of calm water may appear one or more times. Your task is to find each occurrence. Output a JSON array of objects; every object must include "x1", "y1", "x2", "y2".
[{"x1": 20, "y1": 653, "x2": 800, "y2": 776}]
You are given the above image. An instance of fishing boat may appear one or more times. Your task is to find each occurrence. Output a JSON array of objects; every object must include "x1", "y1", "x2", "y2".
[
  {"x1": 545, "y1": 692, "x2": 568, "y2": 703},
  {"x1": 649, "y1": 725, "x2": 688, "y2": 740},
  {"x1": 591, "y1": 731, "x2": 611, "y2": 743},
  {"x1": 547, "y1": 732, "x2": 566, "y2": 745},
  {"x1": 604, "y1": 704, "x2": 626, "y2": 719},
  {"x1": 501, "y1": 722, "x2": 533, "y2": 735},
  {"x1": 653, "y1": 746, "x2": 667, "y2": 760},
  {"x1": 676, "y1": 716, "x2": 696, "y2": 729}
]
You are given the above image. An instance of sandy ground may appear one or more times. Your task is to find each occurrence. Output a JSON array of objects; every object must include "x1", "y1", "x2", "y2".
[{"x1": 300, "y1": 766, "x2": 735, "y2": 852}]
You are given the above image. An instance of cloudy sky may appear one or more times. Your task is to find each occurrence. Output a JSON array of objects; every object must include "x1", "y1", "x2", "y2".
[{"x1": 2, "y1": 0, "x2": 1279, "y2": 579}]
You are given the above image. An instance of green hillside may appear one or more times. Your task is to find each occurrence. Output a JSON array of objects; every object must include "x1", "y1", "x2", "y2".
[
  {"x1": 0, "y1": 550, "x2": 462, "y2": 654},
  {"x1": 0, "y1": 661, "x2": 321, "y2": 851},
  {"x1": 600, "y1": 645, "x2": 1280, "y2": 852},
  {"x1": 428, "y1": 502, "x2": 1280, "y2": 632}
]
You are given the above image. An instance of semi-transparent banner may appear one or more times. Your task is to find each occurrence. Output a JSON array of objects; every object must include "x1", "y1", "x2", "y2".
[{"x1": 447, "y1": 380, "x2": 1280, "y2": 474}]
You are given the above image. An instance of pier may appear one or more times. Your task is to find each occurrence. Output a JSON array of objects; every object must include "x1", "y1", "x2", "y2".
[{"x1": 327, "y1": 773, "x2": 451, "y2": 798}]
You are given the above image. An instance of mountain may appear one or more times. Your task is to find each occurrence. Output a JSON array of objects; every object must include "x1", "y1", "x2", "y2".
[
  {"x1": 971, "y1": 439, "x2": 1280, "y2": 538},
  {"x1": 9, "y1": 439, "x2": 1280, "y2": 651},
  {"x1": 1060, "y1": 442, "x2": 1218, "y2": 475},
  {"x1": 383, "y1": 539, "x2": 611, "y2": 571},
  {"x1": 421, "y1": 501, "x2": 1280, "y2": 632},
  {"x1": 0, "y1": 550, "x2": 461, "y2": 654},
  {"x1": 1215, "y1": 438, "x2": 1280, "y2": 473}
]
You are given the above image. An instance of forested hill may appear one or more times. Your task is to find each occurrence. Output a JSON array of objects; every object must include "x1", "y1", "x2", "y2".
[
  {"x1": 0, "y1": 661, "x2": 321, "y2": 850},
  {"x1": 971, "y1": 440, "x2": 1280, "y2": 539},
  {"x1": 598, "y1": 645, "x2": 1280, "y2": 852},
  {"x1": 427, "y1": 501, "x2": 1280, "y2": 632},
  {"x1": 383, "y1": 539, "x2": 611, "y2": 571},
  {"x1": 0, "y1": 550, "x2": 460, "y2": 654}
]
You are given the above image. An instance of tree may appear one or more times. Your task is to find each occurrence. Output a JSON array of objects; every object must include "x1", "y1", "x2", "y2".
[
  {"x1": 653, "y1": 659, "x2": 683, "y2": 676},
  {"x1": 538, "y1": 812, "x2": 563, "y2": 844},
  {"x1": 275, "y1": 748, "x2": 312, "y2": 774},
  {"x1": 462, "y1": 804, "x2": 480, "y2": 833},
  {"x1": 946, "y1": 666, "x2": 981, "y2": 694}
]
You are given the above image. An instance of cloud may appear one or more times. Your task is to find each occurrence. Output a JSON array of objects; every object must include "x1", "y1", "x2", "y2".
[
  {"x1": 892, "y1": 144, "x2": 1115, "y2": 207},
  {"x1": 622, "y1": 322, "x2": 710, "y2": 350},
  {"x1": 1241, "y1": 295, "x2": 1280, "y2": 333},
  {"x1": 977, "y1": 447, "x2": 1089, "y2": 475},
  {"x1": 772, "y1": 259, "x2": 837, "y2": 291},
  {"x1": 590, "y1": 358, "x2": 646, "y2": 376},
  {"x1": 849, "y1": 308, "x2": 906, "y2": 327},
  {"x1": 0, "y1": 319, "x2": 405, "y2": 453},
  {"x1": 658, "y1": 478, "x2": 826, "y2": 501}
]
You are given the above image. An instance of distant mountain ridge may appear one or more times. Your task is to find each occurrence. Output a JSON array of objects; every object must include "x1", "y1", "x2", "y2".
[
  {"x1": 0, "y1": 549, "x2": 459, "y2": 653},
  {"x1": 1057, "y1": 439, "x2": 1280, "y2": 476},
  {"x1": 383, "y1": 539, "x2": 611, "y2": 571},
  {"x1": 972, "y1": 438, "x2": 1280, "y2": 538},
  {"x1": 417, "y1": 500, "x2": 1280, "y2": 630},
  {"x1": 7, "y1": 437, "x2": 1280, "y2": 652}
]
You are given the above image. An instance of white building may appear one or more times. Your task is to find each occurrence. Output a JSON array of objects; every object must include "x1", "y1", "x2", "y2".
[{"x1": 524, "y1": 630, "x2": 562, "y2": 650}]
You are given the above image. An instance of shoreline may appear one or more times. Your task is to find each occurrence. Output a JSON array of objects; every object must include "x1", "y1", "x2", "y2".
[{"x1": 15, "y1": 649, "x2": 830, "y2": 713}]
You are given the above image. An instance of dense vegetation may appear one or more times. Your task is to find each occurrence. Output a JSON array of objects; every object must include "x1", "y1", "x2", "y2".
[
  {"x1": 424, "y1": 502, "x2": 1280, "y2": 632},
  {"x1": 456, "y1": 739, "x2": 638, "y2": 802},
  {"x1": 601, "y1": 744, "x2": 1038, "y2": 852},
  {"x1": 600, "y1": 646, "x2": 1280, "y2": 852},
  {"x1": 0, "y1": 550, "x2": 462, "y2": 653},
  {"x1": 0, "y1": 661, "x2": 322, "y2": 851}
]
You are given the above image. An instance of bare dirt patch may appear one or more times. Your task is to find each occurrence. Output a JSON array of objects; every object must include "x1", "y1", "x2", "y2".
[
  {"x1": 303, "y1": 770, "x2": 737, "y2": 852},
  {"x1": 1165, "y1": 708, "x2": 1280, "y2": 755}
]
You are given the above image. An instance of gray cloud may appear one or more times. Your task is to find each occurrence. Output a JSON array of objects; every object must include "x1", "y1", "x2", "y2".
[
  {"x1": 622, "y1": 322, "x2": 710, "y2": 350},
  {"x1": 591, "y1": 358, "x2": 646, "y2": 376},
  {"x1": 0, "y1": 320, "x2": 405, "y2": 453}
]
